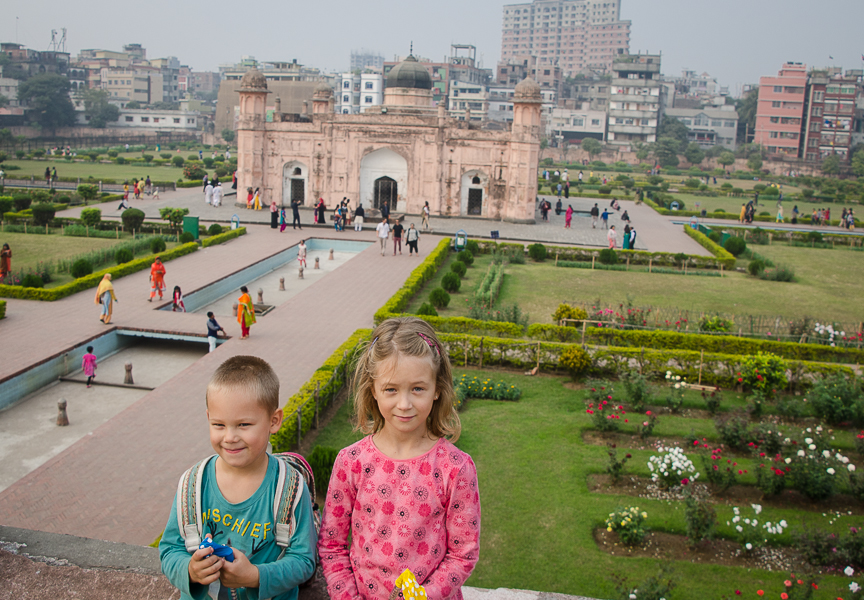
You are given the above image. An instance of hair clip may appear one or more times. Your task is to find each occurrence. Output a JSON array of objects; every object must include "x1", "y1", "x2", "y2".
[
  {"x1": 417, "y1": 332, "x2": 440, "y2": 357},
  {"x1": 371, "y1": 336, "x2": 379, "y2": 347}
]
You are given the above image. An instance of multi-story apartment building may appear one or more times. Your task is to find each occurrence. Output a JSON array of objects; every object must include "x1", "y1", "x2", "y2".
[
  {"x1": 663, "y1": 106, "x2": 739, "y2": 150},
  {"x1": 549, "y1": 104, "x2": 607, "y2": 142},
  {"x1": 753, "y1": 62, "x2": 807, "y2": 157},
  {"x1": 560, "y1": 79, "x2": 610, "y2": 111},
  {"x1": 802, "y1": 70, "x2": 860, "y2": 162},
  {"x1": 100, "y1": 66, "x2": 164, "y2": 105},
  {"x1": 606, "y1": 53, "x2": 662, "y2": 145},
  {"x1": 500, "y1": 0, "x2": 630, "y2": 77},
  {"x1": 0, "y1": 43, "x2": 70, "y2": 78},
  {"x1": 496, "y1": 55, "x2": 562, "y2": 97},
  {"x1": 150, "y1": 57, "x2": 181, "y2": 103},
  {"x1": 350, "y1": 50, "x2": 384, "y2": 72},
  {"x1": 337, "y1": 72, "x2": 384, "y2": 113}
]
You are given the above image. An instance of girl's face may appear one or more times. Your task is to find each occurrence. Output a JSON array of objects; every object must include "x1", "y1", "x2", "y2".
[{"x1": 372, "y1": 352, "x2": 437, "y2": 442}]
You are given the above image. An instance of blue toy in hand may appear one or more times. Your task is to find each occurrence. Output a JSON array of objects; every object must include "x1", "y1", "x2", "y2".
[{"x1": 199, "y1": 536, "x2": 235, "y2": 562}]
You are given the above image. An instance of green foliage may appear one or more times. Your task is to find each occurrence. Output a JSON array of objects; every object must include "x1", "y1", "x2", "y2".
[
  {"x1": 17, "y1": 73, "x2": 76, "y2": 130},
  {"x1": 121, "y1": 208, "x2": 146, "y2": 231},
  {"x1": 441, "y1": 272, "x2": 461, "y2": 293},
  {"x1": 79, "y1": 208, "x2": 101, "y2": 227},
  {"x1": 30, "y1": 202, "x2": 55, "y2": 226},
  {"x1": 654, "y1": 137, "x2": 681, "y2": 168},
  {"x1": 207, "y1": 223, "x2": 223, "y2": 236},
  {"x1": 747, "y1": 152, "x2": 763, "y2": 171},
  {"x1": 114, "y1": 247, "x2": 133, "y2": 264},
  {"x1": 184, "y1": 164, "x2": 207, "y2": 180},
  {"x1": 12, "y1": 194, "x2": 31, "y2": 211},
  {"x1": 739, "y1": 352, "x2": 787, "y2": 396},
  {"x1": 416, "y1": 302, "x2": 438, "y2": 317},
  {"x1": 747, "y1": 259, "x2": 765, "y2": 277},
  {"x1": 456, "y1": 249, "x2": 474, "y2": 266},
  {"x1": 717, "y1": 151, "x2": 735, "y2": 167},
  {"x1": 149, "y1": 237, "x2": 167, "y2": 253},
  {"x1": 70, "y1": 258, "x2": 94, "y2": 279},
  {"x1": 76, "y1": 184, "x2": 99, "y2": 203},
  {"x1": 454, "y1": 373, "x2": 521, "y2": 402},
  {"x1": 221, "y1": 128, "x2": 236, "y2": 143},
  {"x1": 81, "y1": 88, "x2": 120, "y2": 128},
  {"x1": 21, "y1": 273, "x2": 44, "y2": 288},
  {"x1": 474, "y1": 262, "x2": 505, "y2": 305},
  {"x1": 682, "y1": 226, "x2": 736, "y2": 269},
  {"x1": 449, "y1": 260, "x2": 466, "y2": 277},
  {"x1": 559, "y1": 345, "x2": 591, "y2": 380},
  {"x1": 158, "y1": 207, "x2": 190, "y2": 228},
  {"x1": 809, "y1": 374, "x2": 864, "y2": 426},
  {"x1": 201, "y1": 227, "x2": 246, "y2": 248},
  {"x1": 160, "y1": 153, "x2": 172, "y2": 160},
  {"x1": 179, "y1": 231, "x2": 195, "y2": 243},
  {"x1": 605, "y1": 506, "x2": 647, "y2": 546},
  {"x1": 698, "y1": 315, "x2": 733, "y2": 333},
  {"x1": 683, "y1": 177, "x2": 701, "y2": 189},
  {"x1": 723, "y1": 235, "x2": 746, "y2": 256},
  {"x1": 172, "y1": 155, "x2": 185, "y2": 167},
  {"x1": 622, "y1": 372, "x2": 651, "y2": 411},
  {"x1": 597, "y1": 185, "x2": 612, "y2": 194},
  {"x1": 598, "y1": 248, "x2": 618, "y2": 265},
  {"x1": 581, "y1": 137, "x2": 602, "y2": 157},
  {"x1": 306, "y1": 446, "x2": 340, "y2": 494},
  {"x1": 465, "y1": 239, "x2": 480, "y2": 255},
  {"x1": 527, "y1": 243, "x2": 547, "y2": 261},
  {"x1": 761, "y1": 264, "x2": 796, "y2": 282},
  {"x1": 552, "y1": 303, "x2": 587, "y2": 323},
  {"x1": 821, "y1": 154, "x2": 841, "y2": 175},
  {"x1": 429, "y1": 287, "x2": 451, "y2": 308},
  {"x1": 684, "y1": 494, "x2": 716, "y2": 546}
]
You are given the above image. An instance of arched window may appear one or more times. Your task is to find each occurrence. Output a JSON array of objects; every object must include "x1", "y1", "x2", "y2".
[
  {"x1": 472, "y1": 176, "x2": 481, "y2": 185},
  {"x1": 293, "y1": 167, "x2": 301, "y2": 176}
]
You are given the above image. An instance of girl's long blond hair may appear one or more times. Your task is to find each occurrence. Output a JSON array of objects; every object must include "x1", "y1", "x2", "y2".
[{"x1": 352, "y1": 317, "x2": 460, "y2": 441}]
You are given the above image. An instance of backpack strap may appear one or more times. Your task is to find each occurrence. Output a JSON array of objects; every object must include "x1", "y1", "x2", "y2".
[
  {"x1": 272, "y1": 455, "x2": 303, "y2": 548},
  {"x1": 176, "y1": 454, "x2": 216, "y2": 553}
]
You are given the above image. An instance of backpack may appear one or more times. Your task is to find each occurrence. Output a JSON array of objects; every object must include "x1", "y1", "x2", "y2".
[{"x1": 176, "y1": 452, "x2": 321, "y2": 557}]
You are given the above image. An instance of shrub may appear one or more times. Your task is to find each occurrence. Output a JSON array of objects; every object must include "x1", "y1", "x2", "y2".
[
  {"x1": 142, "y1": 154, "x2": 153, "y2": 163},
  {"x1": 698, "y1": 315, "x2": 733, "y2": 332},
  {"x1": 559, "y1": 345, "x2": 591, "y2": 380},
  {"x1": 70, "y1": 258, "x2": 94, "y2": 279},
  {"x1": 416, "y1": 302, "x2": 439, "y2": 317},
  {"x1": 21, "y1": 273, "x2": 44, "y2": 288},
  {"x1": 684, "y1": 495, "x2": 716, "y2": 547},
  {"x1": 598, "y1": 185, "x2": 612, "y2": 194},
  {"x1": 714, "y1": 412, "x2": 755, "y2": 450},
  {"x1": 183, "y1": 164, "x2": 207, "y2": 180},
  {"x1": 150, "y1": 237, "x2": 167, "y2": 253},
  {"x1": 179, "y1": 231, "x2": 195, "y2": 243},
  {"x1": 809, "y1": 374, "x2": 864, "y2": 426},
  {"x1": 115, "y1": 156, "x2": 126, "y2": 165},
  {"x1": 306, "y1": 446, "x2": 340, "y2": 494},
  {"x1": 107, "y1": 150, "x2": 118, "y2": 158},
  {"x1": 807, "y1": 230, "x2": 823, "y2": 243},
  {"x1": 0, "y1": 197, "x2": 11, "y2": 214},
  {"x1": 12, "y1": 194, "x2": 32, "y2": 211},
  {"x1": 121, "y1": 208, "x2": 146, "y2": 232},
  {"x1": 707, "y1": 230, "x2": 722, "y2": 244},
  {"x1": 441, "y1": 272, "x2": 461, "y2": 293},
  {"x1": 723, "y1": 236, "x2": 746, "y2": 256},
  {"x1": 598, "y1": 248, "x2": 618, "y2": 265},
  {"x1": 747, "y1": 259, "x2": 765, "y2": 276},
  {"x1": 552, "y1": 303, "x2": 587, "y2": 324},
  {"x1": 449, "y1": 260, "x2": 467, "y2": 277},
  {"x1": 684, "y1": 178, "x2": 701, "y2": 188},
  {"x1": 207, "y1": 223, "x2": 223, "y2": 236},
  {"x1": 80, "y1": 208, "x2": 102, "y2": 227},
  {"x1": 648, "y1": 446, "x2": 699, "y2": 488},
  {"x1": 429, "y1": 287, "x2": 451, "y2": 308},
  {"x1": 77, "y1": 184, "x2": 99, "y2": 203},
  {"x1": 456, "y1": 249, "x2": 474, "y2": 266},
  {"x1": 606, "y1": 445, "x2": 631, "y2": 484},
  {"x1": 527, "y1": 243, "x2": 547, "y2": 261},
  {"x1": 115, "y1": 248, "x2": 133, "y2": 264},
  {"x1": 172, "y1": 155, "x2": 185, "y2": 167},
  {"x1": 605, "y1": 506, "x2": 647, "y2": 546},
  {"x1": 622, "y1": 372, "x2": 651, "y2": 411},
  {"x1": 30, "y1": 203, "x2": 56, "y2": 226},
  {"x1": 465, "y1": 239, "x2": 480, "y2": 255},
  {"x1": 761, "y1": 264, "x2": 796, "y2": 282},
  {"x1": 160, "y1": 153, "x2": 172, "y2": 159},
  {"x1": 739, "y1": 352, "x2": 787, "y2": 396}
]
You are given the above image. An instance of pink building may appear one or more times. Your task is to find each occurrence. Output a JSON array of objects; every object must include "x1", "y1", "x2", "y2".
[{"x1": 753, "y1": 62, "x2": 807, "y2": 157}]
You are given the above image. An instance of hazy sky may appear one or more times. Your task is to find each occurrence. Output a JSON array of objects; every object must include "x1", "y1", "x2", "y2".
[{"x1": 3, "y1": 0, "x2": 863, "y2": 96}]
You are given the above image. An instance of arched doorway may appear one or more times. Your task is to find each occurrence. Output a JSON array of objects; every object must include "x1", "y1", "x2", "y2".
[
  {"x1": 360, "y1": 148, "x2": 408, "y2": 212},
  {"x1": 461, "y1": 171, "x2": 489, "y2": 216},
  {"x1": 282, "y1": 161, "x2": 308, "y2": 207},
  {"x1": 373, "y1": 176, "x2": 398, "y2": 210}
]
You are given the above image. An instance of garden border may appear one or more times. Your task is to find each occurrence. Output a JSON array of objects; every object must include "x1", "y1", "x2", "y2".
[{"x1": 201, "y1": 227, "x2": 246, "y2": 248}]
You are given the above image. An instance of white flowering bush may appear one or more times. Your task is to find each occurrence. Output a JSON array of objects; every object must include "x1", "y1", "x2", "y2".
[
  {"x1": 725, "y1": 504, "x2": 788, "y2": 552},
  {"x1": 605, "y1": 506, "x2": 647, "y2": 546},
  {"x1": 786, "y1": 426, "x2": 855, "y2": 501},
  {"x1": 814, "y1": 322, "x2": 845, "y2": 347},
  {"x1": 647, "y1": 445, "x2": 700, "y2": 488}
]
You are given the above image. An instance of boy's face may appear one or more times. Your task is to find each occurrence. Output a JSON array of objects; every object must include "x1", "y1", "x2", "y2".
[
  {"x1": 372, "y1": 354, "x2": 438, "y2": 441},
  {"x1": 207, "y1": 386, "x2": 282, "y2": 472}
]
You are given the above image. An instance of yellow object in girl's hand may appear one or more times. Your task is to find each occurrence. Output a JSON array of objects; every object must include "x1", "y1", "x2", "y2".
[{"x1": 392, "y1": 569, "x2": 427, "y2": 600}]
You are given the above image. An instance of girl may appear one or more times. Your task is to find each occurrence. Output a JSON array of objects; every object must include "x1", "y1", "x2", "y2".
[
  {"x1": 171, "y1": 286, "x2": 186, "y2": 312},
  {"x1": 279, "y1": 207, "x2": 288, "y2": 232},
  {"x1": 421, "y1": 201, "x2": 430, "y2": 230},
  {"x1": 253, "y1": 188, "x2": 262, "y2": 210},
  {"x1": 297, "y1": 239, "x2": 307, "y2": 268},
  {"x1": 318, "y1": 317, "x2": 480, "y2": 599},
  {"x1": 406, "y1": 222, "x2": 420, "y2": 256},
  {"x1": 82, "y1": 346, "x2": 97, "y2": 388},
  {"x1": 246, "y1": 187, "x2": 254, "y2": 209}
]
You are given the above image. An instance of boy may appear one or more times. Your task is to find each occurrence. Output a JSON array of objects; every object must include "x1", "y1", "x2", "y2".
[{"x1": 159, "y1": 356, "x2": 316, "y2": 600}]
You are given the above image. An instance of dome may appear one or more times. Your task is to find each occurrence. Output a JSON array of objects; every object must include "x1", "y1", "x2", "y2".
[
  {"x1": 314, "y1": 82, "x2": 333, "y2": 97},
  {"x1": 514, "y1": 77, "x2": 542, "y2": 102},
  {"x1": 386, "y1": 55, "x2": 432, "y2": 90},
  {"x1": 239, "y1": 68, "x2": 267, "y2": 91}
]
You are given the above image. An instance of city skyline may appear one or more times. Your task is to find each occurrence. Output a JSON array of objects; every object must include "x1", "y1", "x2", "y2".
[{"x1": 2, "y1": 0, "x2": 863, "y2": 95}]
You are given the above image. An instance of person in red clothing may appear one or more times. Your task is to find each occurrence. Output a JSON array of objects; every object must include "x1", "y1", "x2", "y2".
[
  {"x1": 318, "y1": 317, "x2": 480, "y2": 599},
  {"x1": 149, "y1": 257, "x2": 166, "y2": 302}
]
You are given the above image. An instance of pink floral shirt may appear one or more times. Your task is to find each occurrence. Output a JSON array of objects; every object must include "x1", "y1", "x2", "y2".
[{"x1": 318, "y1": 436, "x2": 481, "y2": 599}]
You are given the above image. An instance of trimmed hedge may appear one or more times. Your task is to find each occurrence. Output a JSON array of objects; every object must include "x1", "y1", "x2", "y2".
[
  {"x1": 683, "y1": 225, "x2": 736, "y2": 269},
  {"x1": 0, "y1": 299, "x2": 5, "y2": 319},
  {"x1": 201, "y1": 226, "x2": 246, "y2": 248},
  {"x1": 374, "y1": 238, "x2": 451, "y2": 324},
  {"x1": 271, "y1": 329, "x2": 371, "y2": 451},
  {"x1": 0, "y1": 242, "x2": 198, "y2": 301}
]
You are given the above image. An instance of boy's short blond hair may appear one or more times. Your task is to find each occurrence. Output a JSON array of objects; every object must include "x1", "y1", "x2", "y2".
[{"x1": 206, "y1": 355, "x2": 280, "y2": 414}]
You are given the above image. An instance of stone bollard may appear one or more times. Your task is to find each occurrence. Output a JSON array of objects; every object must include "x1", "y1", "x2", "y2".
[
  {"x1": 314, "y1": 257, "x2": 320, "y2": 270},
  {"x1": 257, "y1": 288, "x2": 264, "y2": 304},
  {"x1": 124, "y1": 362, "x2": 134, "y2": 385},
  {"x1": 279, "y1": 277, "x2": 285, "y2": 291},
  {"x1": 57, "y1": 399, "x2": 69, "y2": 426},
  {"x1": 298, "y1": 266, "x2": 304, "y2": 279},
  {"x1": 232, "y1": 302, "x2": 238, "y2": 317},
  {"x1": 329, "y1": 248, "x2": 334, "y2": 260}
]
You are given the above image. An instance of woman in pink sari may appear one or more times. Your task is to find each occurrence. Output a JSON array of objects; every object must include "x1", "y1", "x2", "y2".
[{"x1": 564, "y1": 205, "x2": 573, "y2": 229}]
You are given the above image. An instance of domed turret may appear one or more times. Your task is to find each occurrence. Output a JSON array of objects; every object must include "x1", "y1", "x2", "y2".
[
  {"x1": 514, "y1": 77, "x2": 542, "y2": 102},
  {"x1": 386, "y1": 55, "x2": 432, "y2": 90},
  {"x1": 314, "y1": 82, "x2": 333, "y2": 98},
  {"x1": 239, "y1": 68, "x2": 268, "y2": 91}
]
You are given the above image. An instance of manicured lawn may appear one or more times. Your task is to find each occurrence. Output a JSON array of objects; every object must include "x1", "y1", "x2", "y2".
[
  {"x1": 305, "y1": 369, "x2": 855, "y2": 598},
  {"x1": 3, "y1": 159, "x2": 186, "y2": 183},
  {"x1": 0, "y1": 231, "x2": 120, "y2": 273},
  {"x1": 668, "y1": 192, "x2": 861, "y2": 218}
]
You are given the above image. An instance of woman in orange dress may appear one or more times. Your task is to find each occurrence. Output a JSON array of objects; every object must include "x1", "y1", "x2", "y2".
[
  {"x1": 149, "y1": 257, "x2": 166, "y2": 302},
  {"x1": 237, "y1": 286, "x2": 256, "y2": 339},
  {"x1": 0, "y1": 243, "x2": 11, "y2": 278}
]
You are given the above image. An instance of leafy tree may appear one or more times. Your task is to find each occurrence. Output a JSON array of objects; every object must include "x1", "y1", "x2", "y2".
[
  {"x1": 717, "y1": 151, "x2": 735, "y2": 168},
  {"x1": 653, "y1": 137, "x2": 681, "y2": 168},
  {"x1": 17, "y1": 74, "x2": 76, "y2": 132},
  {"x1": 683, "y1": 142, "x2": 705, "y2": 165},
  {"x1": 735, "y1": 87, "x2": 759, "y2": 144},
  {"x1": 76, "y1": 184, "x2": 99, "y2": 204},
  {"x1": 581, "y1": 137, "x2": 602, "y2": 158},
  {"x1": 81, "y1": 88, "x2": 120, "y2": 128},
  {"x1": 632, "y1": 141, "x2": 651, "y2": 161},
  {"x1": 125, "y1": 100, "x2": 141, "y2": 109},
  {"x1": 0, "y1": 94, "x2": 8, "y2": 109},
  {"x1": 658, "y1": 117, "x2": 689, "y2": 150},
  {"x1": 822, "y1": 154, "x2": 841, "y2": 175},
  {"x1": 747, "y1": 152, "x2": 763, "y2": 171},
  {"x1": 0, "y1": 128, "x2": 12, "y2": 146},
  {"x1": 851, "y1": 148, "x2": 864, "y2": 177},
  {"x1": 159, "y1": 207, "x2": 190, "y2": 228},
  {"x1": 221, "y1": 128, "x2": 235, "y2": 143},
  {"x1": 540, "y1": 137, "x2": 549, "y2": 150},
  {"x1": 151, "y1": 101, "x2": 179, "y2": 111}
]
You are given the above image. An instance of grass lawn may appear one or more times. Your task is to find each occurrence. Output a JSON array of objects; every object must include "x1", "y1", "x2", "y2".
[
  {"x1": 407, "y1": 245, "x2": 864, "y2": 329},
  {"x1": 3, "y1": 159, "x2": 186, "y2": 183},
  {"x1": 668, "y1": 192, "x2": 861, "y2": 218},
  {"x1": 0, "y1": 231, "x2": 120, "y2": 273},
  {"x1": 305, "y1": 369, "x2": 855, "y2": 598}
]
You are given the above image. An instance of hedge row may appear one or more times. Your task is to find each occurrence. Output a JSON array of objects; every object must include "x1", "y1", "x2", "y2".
[
  {"x1": 374, "y1": 238, "x2": 452, "y2": 324},
  {"x1": 201, "y1": 227, "x2": 246, "y2": 248},
  {"x1": 0, "y1": 241, "x2": 199, "y2": 301},
  {"x1": 683, "y1": 225, "x2": 736, "y2": 268},
  {"x1": 436, "y1": 331, "x2": 853, "y2": 390},
  {"x1": 271, "y1": 329, "x2": 371, "y2": 451},
  {"x1": 0, "y1": 300, "x2": 5, "y2": 319}
]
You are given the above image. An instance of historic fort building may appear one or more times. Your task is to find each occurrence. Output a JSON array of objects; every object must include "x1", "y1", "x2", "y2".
[{"x1": 236, "y1": 54, "x2": 542, "y2": 223}]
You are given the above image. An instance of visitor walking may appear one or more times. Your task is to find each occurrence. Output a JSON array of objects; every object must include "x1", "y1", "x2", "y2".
[
  {"x1": 211, "y1": 183, "x2": 222, "y2": 207},
  {"x1": 172, "y1": 286, "x2": 186, "y2": 312},
  {"x1": 252, "y1": 188, "x2": 262, "y2": 210},
  {"x1": 628, "y1": 227, "x2": 637, "y2": 248},
  {"x1": 354, "y1": 203, "x2": 365, "y2": 231},
  {"x1": 148, "y1": 257, "x2": 166, "y2": 302},
  {"x1": 607, "y1": 225, "x2": 617, "y2": 249},
  {"x1": 590, "y1": 203, "x2": 599, "y2": 228},
  {"x1": 0, "y1": 243, "x2": 10, "y2": 278},
  {"x1": 315, "y1": 198, "x2": 326, "y2": 224},
  {"x1": 601, "y1": 208, "x2": 609, "y2": 229},
  {"x1": 270, "y1": 198, "x2": 279, "y2": 229},
  {"x1": 392, "y1": 220, "x2": 404, "y2": 255},
  {"x1": 279, "y1": 207, "x2": 287, "y2": 232},
  {"x1": 45, "y1": 167, "x2": 51, "y2": 185},
  {"x1": 95, "y1": 274, "x2": 118, "y2": 324},
  {"x1": 564, "y1": 181, "x2": 570, "y2": 199},
  {"x1": 204, "y1": 182, "x2": 214, "y2": 205},
  {"x1": 205, "y1": 312, "x2": 224, "y2": 353},
  {"x1": 82, "y1": 346, "x2": 97, "y2": 388},
  {"x1": 145, "y1": 175, "x2": 151, "y2": 195},
  {"x1": 246, "y1": 187, "x2": 254, "y2": 209},
  {"x1": 376, "y1": 218, "x2": 390, "y2": 256},
  {"x1": 564, "y1": 205, "x2": 573, "y2": 229},
  {"x1": 406, "y1": 222, "x2": 420, "y2": 256},
  {"x1": 380, "y1": 200, "x2": 390, "y2": 222},
  {"x1": 622, "y1": 224, "x2": 631, "y2": 250},
  {"x1": 298, "y1": 239, "x2": 307, "y2": 268},
  {"x1": 237, "y1": 286, "x2": 256, "y2": 339},
  {"x1": 421, "y1": 201, "x2": 430, "y2": 230}
]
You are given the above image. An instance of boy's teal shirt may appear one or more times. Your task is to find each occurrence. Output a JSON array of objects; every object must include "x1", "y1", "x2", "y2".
[{"x1": 159, "y1": 454, "x2": 316, "y2": 600}]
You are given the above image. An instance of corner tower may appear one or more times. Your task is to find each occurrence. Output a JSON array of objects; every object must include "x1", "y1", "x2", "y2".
[{"x1": 236, "y1": 68, "x2": 269, "y2": 198}]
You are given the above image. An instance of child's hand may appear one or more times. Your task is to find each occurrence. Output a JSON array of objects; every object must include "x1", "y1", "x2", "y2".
[
  {"x1": 188, "y1": 546, "x2": 223, "y2": 585},
  {"x1": 218, "y1": 547, "x2": 259, "y2": 590}
]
